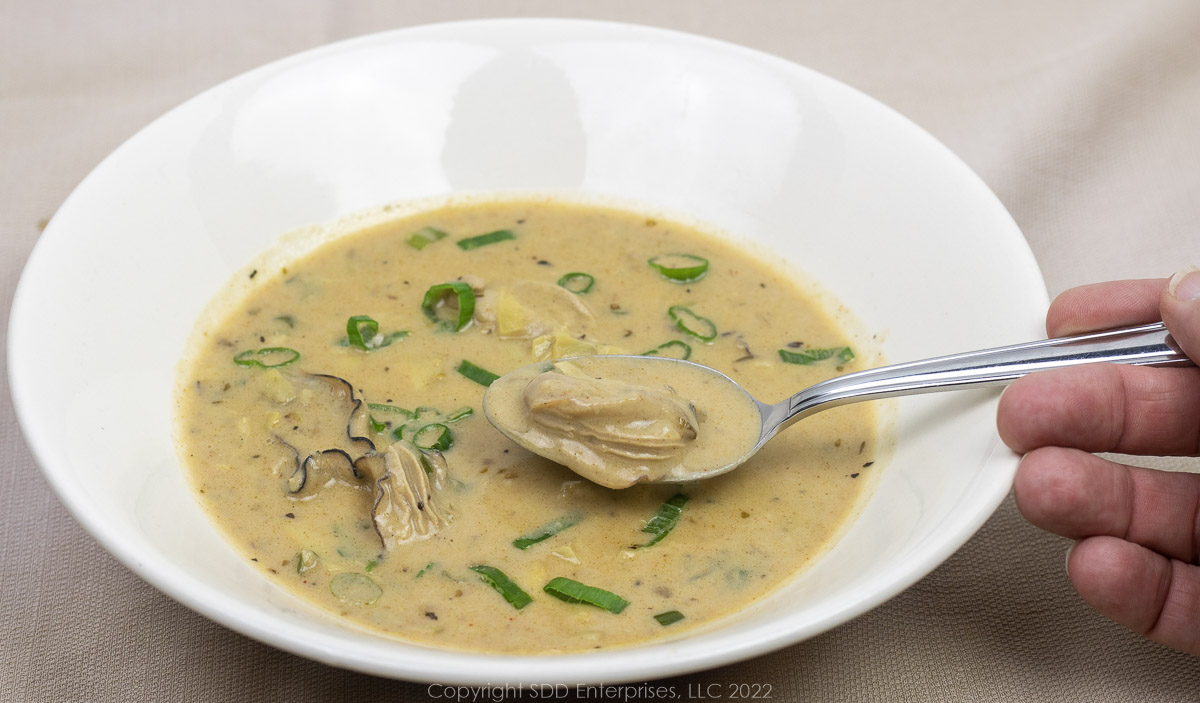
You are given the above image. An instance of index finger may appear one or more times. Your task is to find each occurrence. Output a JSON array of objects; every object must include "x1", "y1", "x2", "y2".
[{"x1": 1047, "y1": 278, "x2": 1167, "y2": 337}]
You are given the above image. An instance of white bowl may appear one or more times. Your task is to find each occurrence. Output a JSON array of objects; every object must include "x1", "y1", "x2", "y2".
[{"x1": 8, "y1": 19, "x2": 1046, "y2": 683}]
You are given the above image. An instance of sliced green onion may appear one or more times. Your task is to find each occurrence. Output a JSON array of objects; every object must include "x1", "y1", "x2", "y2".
[
  {"x1": 648, "y1": 254, "x2": 709, "y2": 283},
  {"x1": 642, "y1": 340, "x2": 692, "y2": 360},
  {"x1": 367, "y1": 403, "x2": 413, "y2": 435},
  {"x1": 667, "y1": 306, "x2": 717, "y2": 342},
  {"x1": 415, "y1": 561, "x2": 436, "y2": 578},
  {"x1": 330, "y1": 573, "x2": 382, "y2": 605},
  {"x1": 457, "y1": 229, "x2": 516, "y2": 250},
  {"x1": 345, "y1": 315, "x2": 377, "y2": 350},
  {"x1": 296, "y1": 549, "x2": 319, "y2": 574},
  {"x1": 457, "y1": 359, "x2": 500, "y2": 386},
  {"x1": 446, "y1": 406, "x2": 474, "y2": 422},
  {"x1": 412, "y1": 423, "x2": 453, "y2": 451},
  {"x1": 367, "y1": 403, "x2": 414, "y2": 418},
  {"x1": 413, "y1": 406, "x2": 440, "y2": 420},
  {"x1": 345, "y1": 315, "x2": 408, "y2": 350},
  {"x1": 513, "y1": 514, "x2": 582, "y2": 550},
  {"x1": 406, "y1": 226, "x2": 448, "y2": 251},
  {"x1": 557, "y1": 272, "x2": 595, "y2": 294},
  {"x1": 274, "y1": 315, "x2": 296, "y2": 328},
  {"x1": 233, "y1": 347, "x2": 300, "y2": 368},
  {"x1": 654, "y1": 610, "x2": 685, "y2": 626},
  {"x1": 637, "y1": 493, "x2": 689, "y2": 548},
  {"x1": 469, "y1": 565, "x2": 533, "y2": 610},
  {"x1": 365, "y1": 560, "x2": 378, "y2": 573},
  {"x1": 543, "y1": 577, "x2": 629, "y2": 614},
  {"x1": 422, "y1": 282, "x2": 475, "y2": 331},
  {"x1": 778, "y1": 347, "x2": 855, "y2": 365}
]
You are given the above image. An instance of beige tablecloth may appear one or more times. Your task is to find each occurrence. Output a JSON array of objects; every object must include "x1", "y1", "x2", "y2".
[{"x1": 3, "y1": 1, "x2": 1199, "y2": 700}]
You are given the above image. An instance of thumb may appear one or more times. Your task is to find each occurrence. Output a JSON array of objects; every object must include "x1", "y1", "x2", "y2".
[{"x1": 1162, "y1": 266, "x2": 1200, "y2": 361}]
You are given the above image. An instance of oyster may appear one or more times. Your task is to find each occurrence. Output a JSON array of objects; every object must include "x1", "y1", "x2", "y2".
[{"x1": 522, "y1": 362, "x2": 698, "y2": 461}]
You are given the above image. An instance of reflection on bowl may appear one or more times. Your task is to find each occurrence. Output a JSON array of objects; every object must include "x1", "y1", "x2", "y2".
[{"x1": 8, "y1": 18, "x2": 1046, "y2": 684}]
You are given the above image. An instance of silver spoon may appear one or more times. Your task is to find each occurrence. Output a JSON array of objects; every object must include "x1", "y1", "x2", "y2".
[{"x1": 484, "y1": 322, "x2": 1192, "y2": 486}]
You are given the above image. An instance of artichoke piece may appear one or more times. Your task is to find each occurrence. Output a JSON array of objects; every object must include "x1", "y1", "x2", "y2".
[
  {"x1": 368, "y1": 440, "x2": 451, "y2": 550},
  {"x1": 522, "y1": 362, "x2": 698, "y2": 460},
  {"x1": 475, "y1": 281, "x2": 594, "y2": 339},
  {"x1": 530, "y1": 327, "x2": 626, "y2": 361}
]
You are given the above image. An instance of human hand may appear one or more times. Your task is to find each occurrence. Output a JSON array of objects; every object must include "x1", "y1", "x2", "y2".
[{"x1": 997, "y1": 268, "x2": 1200, "y2": 654}]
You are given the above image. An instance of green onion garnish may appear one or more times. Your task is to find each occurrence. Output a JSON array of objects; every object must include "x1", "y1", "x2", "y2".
[
  {"x1": 543, "y1": 577, "x2": 629, "y2": 614},
  {"x1": 296, "y1": 549, "x2": 319, "y2": 574},
  {"x1": 367, "y1": 403, "x2": 414, "y2": 418},
  {"x1": 642, "y1": 340, "x2": 692, "y2": 360},
  {"x1": 422, "y1": 282, "x2": 475, "y2": 332},
  {"x1": 513, "y1": 514, "x2": 582, "y2": 550},
  {"x1": 648, "y1": 254, "x2": 709, "y2": 283},
  {"x1": 667, "y1": 306, "x2": 717, "y2": 342},
  {"x1": 557, "y1": 272, "x2": 595, "y2": 294},
  {"x1": 415, "y1": 561, "x2": 436, "y2": 578},
  {"x1": 385, "y1": 406, "x2": 472, "y2": 445},
  {"x1": 412, "y1": 423, "x2": 453, "y2": 451},
  {"x1": 457, "y1": 359, "x2": 500, "y2": 386},
  {"x1": 346, "y1": 315, "x2": 376, "y2": 349},
  {"x1": 367, "y1": 403, "x2": 413, "y2": 435},
  {"x1": 329, "y1": 573, "x2": 382, "y2": 605},
  {"x1": 406, "y1": 226, "x2": 448, "y2": 251},
  {"x1": 469, "y1": 565, "x2": 533, "y2": 610},
  {"x1": 345, "y1": 315, "x2": 409, "y2": 350},
  {"x1": 233, "y1": 347, "x2": 300, "y2": 368},
  {"x1": 637, "y1": 493, "x2": 689, "y2": 548},
  {"x1": 413, "y1": 405, "x2": 440, "y2": 420},
  {"x1": 274, "y1": 315, "x2": 296, "y2": 328},
  {"x1": 653, "y1": 610, "x2": 685, "y2": 626},
  {"x1": 446, "y1": 406, "x2": 474, "y2": 422},
  {"x1": 457, "y1": 229, "x2": 516, "y2": 251},
  {"x1": 778, "y1": 347, "x2": 854, "y2": 365}
]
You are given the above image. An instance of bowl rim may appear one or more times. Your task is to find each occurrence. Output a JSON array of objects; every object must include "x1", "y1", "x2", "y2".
[{"x1": 7, "y1": 16, "x2": 1047, "y2": 684}]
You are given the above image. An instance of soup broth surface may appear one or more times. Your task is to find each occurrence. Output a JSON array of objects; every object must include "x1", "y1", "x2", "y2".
[{"x1": 176, "y1": 197, "x2": 881, "y2": 653}]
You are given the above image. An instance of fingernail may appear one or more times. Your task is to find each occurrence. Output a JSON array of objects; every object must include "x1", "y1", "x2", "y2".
[
  {"x1": 1065, "y1": 541, "x2": 1077, "y2": 576},
  {"x1": 1168, "y1": 266, "x2": 1200, "y2": 301}
]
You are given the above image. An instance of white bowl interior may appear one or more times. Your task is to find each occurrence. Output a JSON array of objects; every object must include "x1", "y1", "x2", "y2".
[{"x1": 8, "y1": 19, "x2": 1046, "y2": 683}]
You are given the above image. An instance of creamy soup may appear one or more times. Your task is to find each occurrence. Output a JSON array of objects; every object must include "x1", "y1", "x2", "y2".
[{"x1": 175, "y1": 197, "x2": 881, "y2": 653}]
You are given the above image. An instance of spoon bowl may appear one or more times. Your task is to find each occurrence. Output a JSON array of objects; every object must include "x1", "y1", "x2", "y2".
[
  {"x1": 485, "y1": 322, "x2": 1191, "y2": 486},
  {"x1": 483, "y1": 355, "x2": 764, "y2": 488}
]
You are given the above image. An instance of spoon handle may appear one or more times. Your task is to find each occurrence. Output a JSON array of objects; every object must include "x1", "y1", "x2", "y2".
[{"x1": 765, "y1": 322, "x2": 1193, "y2": 436}]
